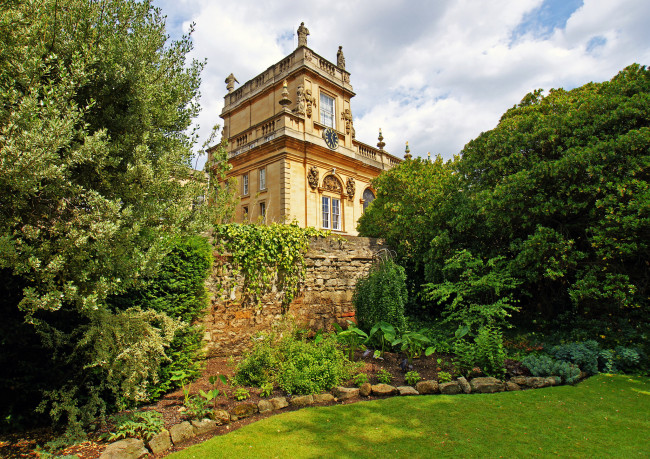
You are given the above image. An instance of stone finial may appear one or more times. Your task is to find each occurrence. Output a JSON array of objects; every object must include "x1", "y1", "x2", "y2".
[
  {"x1": 377, "y1": 128, "x2": 385, "y2": 151},
  {"x1": 279, "y1": 80, "x2": 292, "y2": 107},
  {"x1": 225, "y1": 73, "x2": 238, "y2": 93},
  {"x1": 337, "y1": 46, "x2": 346, "y2": 69},
  {"x1": 404, "y1": 141, "x2": 412, "y2": 159},
  {"x1": 297, "y1": 22, "x2": 309, "y2": 48}
]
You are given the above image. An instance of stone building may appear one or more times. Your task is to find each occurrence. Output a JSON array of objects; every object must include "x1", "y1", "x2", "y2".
[{"x1": 209, "y1": 22, "x2": 401, "y2": 235}]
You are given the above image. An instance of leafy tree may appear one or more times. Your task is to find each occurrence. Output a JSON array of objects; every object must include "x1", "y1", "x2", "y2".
[
  {"x1": 357, "y1": 156, "x2": 461, "y2": 313},
  {"x1": 360, "y1": 65, "x2": 650, "y2": 346},
  {"x1": 0, "y1": 0, "x2": 212, "y2": 433}
]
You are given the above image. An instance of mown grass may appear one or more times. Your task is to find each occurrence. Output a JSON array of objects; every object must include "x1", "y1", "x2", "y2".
[{"x1": 171, "y1": 374, "x2": 650, "y2": 458}]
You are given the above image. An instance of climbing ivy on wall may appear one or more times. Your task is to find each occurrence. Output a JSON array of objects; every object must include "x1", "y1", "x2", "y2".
[{"x1": 214, "y1": 223, "x2": 329, "y2": 309}]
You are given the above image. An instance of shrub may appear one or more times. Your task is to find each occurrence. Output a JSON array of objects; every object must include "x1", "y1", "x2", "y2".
[
  {"x1": 376, "y1": 369, "x2": 393, "y2": 384},
  {"x1": 453, "y1": 326, "x2": 506, "y2": 377},
  {"x1": 107, "y1": 411, "x2": 163, "y2": 442},
  {"x1": 353, "y1": 255, "x2": 407, "y2": 332},
  {"x1": 405, "y1": 371, "x2": 421, "y2": 386},
  {"x1": 353, "y1": 373, "x2": 369, "y2": 387},
  {"x1": 184, "y1": 396, "x2": 213, "y2": 420},
  {"x1": 233, "y1": 328, "x2": 356, "y2": 396},
  {"x1": 260, "y1": 383, "x2": 274, "y2": 398},
  {"x1": 599, "y1": 347, "x2": 643, "y2": 374},
  {"x1": 548, "y1": 341, "x2": 600, "y2": 376},
  {"x1": 521, "y1": 354, "x2": 581, "y2": 384},
  {"x1": 233, "y1": 334, "x2": 278, "y2": 387},
  {"x1": 109, "y1": 236, "x2": 213, "y2": 399},
  {"x1": 393, "y1": 330, "x2": 435, "y2": 364},
  {"x1": 233, "y1": 388, "x2": 250, "y2": 401},
  {"x1": 275, "y1": 334, "x2": 355, "y2": 395},
  {"x1": 437, "y1": 371, "x2": 452, "y2": 383},
  {"x1": 333, "y1": 321, "x2": 368, "y2": 361}
]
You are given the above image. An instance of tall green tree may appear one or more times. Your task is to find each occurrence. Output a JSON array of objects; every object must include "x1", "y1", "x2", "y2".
[
  {"x1": 360, "y1": 65, "x2": 650, "y2": 345},
  {"x1": 0, "y1": 0, "x2": 210, "y2": 432}
]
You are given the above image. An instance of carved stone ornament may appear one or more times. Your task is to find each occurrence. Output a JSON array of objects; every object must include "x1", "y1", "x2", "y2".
[
  {"x1": 225, "y1": 73, "x2": 239, "y2": 93},
  {"x1": 322, "y1": 175, "x2": 342, "y2": 193},
  {"x1": 346, "y1": 177, "x2": 355, "y2": 198},
  {"x1": 308, "y1": 166, "x2": 319, "y2": 189},
  {"x1": 341, "y1": 108, "x2": 355, "y2": 138},
  {"x1": 305, "y1": 89, "x2": 316, "y2": 118},
  {"x1": 294, "y1": 84, "x2": 306, "y2": 115}
]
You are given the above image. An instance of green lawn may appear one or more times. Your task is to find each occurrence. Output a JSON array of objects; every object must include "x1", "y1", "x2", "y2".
[{"x1": 171, "y1": 374, "x2": 650, "y2": 458}]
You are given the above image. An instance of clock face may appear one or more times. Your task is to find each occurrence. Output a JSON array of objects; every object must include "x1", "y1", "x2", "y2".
[{"x1": 323, "y1": 127, "x2": 339, "y2": 150}]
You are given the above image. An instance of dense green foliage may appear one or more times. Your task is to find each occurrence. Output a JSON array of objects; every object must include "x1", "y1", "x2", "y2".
[
  {"x1": 172, "y1": 375, "x2": 650, "y2": 458},
  {"x1": 454, "y1": 325, "x2": 507, "y2": 377},
  {"x1": 107, "y1": 411, "x2": 164, "y2": 442},
  {"x1": 0, "y1": 237, "x2": 212, "y2": 432},
  {"x1": 109, "y1": 236, "x2": 213, "y2": 398},
  {"x1": 234, "y1": 328, "x2": 356, "y2": 395},
  {"x1": 0, "y1": 0, "x2": 213, "y2": 434},
  {"x1": 0, "y1": 0, "x2": 207, "y2": 316},
  {"x1": 521, "y1": 354, "x2": 581, "y2": 384},
  {"x1": 359, "y1": 65, "x2": 650, "y2": 350},
  {"x1": 214, "y1": 223, "x2": 328, "y2": 308},
  {"x1": 353, "y1": 256, "x2": 408, "y2": 332}
]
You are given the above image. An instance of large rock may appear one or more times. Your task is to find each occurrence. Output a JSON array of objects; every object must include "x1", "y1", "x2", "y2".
[
  {"x1": 313, "y1": 393, "x2": 335, "y2": 404},
  {"x1": 510, "y1": 376, "x2": 553, "y2": 389},
  {"x1": 415, "y1": 380, "x2": 439, "y2": 394},
  {"x1": 230, "y1": 403, "x2": 258, "y2": 419},
  {"x1": 439, "y1": 381, "x2": 462, "y2": 395},
  {"x1": 169, "y1": 421, "x2": 196, "y2": 445},
  {"x1": 332, "y1": 386, "x2": 359, "y2": 400},
  {"x1": 290, "y1": 395, "x2": 314, "y2": 407},
  {"x1": 397, "y1": 386, "x2": 419, "y2": 396},
  {"x1": 191, "y1": 418, "x2": 217, "y2": 435},
  {"x1": 100, "y1": 438, "x2": 148, "y2": 459},
  {"x1": 470, "y1": 377, "x2": 505, "y2": 394},
  {"x1": 371, "y1": 384, "x2": 398, "y2": 396},
  {"x1": 146, "y1": 429, "x2": 171, "y2": 455},
  {"x1": 213, "y1": 409, "x2": 230, "y2": 425},
  {"x1": 359, "y1": 382, "x2": 372, "y2": 397},
  {"x1": 258, "y1": 400, "x2": 274, "y2": 413},
  {"x1": 505, "y1": 381, "x2": 521, "y2": 391},
  {"x1": 270, "y1": 397, "x2": 289, "y2": 410},
  {"x1": 457, "y1": 377, "x2": 472, "y2": 394}
]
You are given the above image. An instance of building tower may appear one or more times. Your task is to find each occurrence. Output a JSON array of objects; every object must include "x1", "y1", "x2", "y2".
[{"x1": 210, "y1": 23, "x2": 400, "y2": 234}]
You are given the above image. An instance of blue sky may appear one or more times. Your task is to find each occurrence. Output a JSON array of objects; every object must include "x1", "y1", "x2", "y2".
[{"x1": 152, "y1": 0, "x2": 650, "y2": 168}]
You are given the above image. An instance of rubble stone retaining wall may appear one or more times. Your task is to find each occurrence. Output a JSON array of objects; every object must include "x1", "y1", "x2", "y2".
[{"x1": 202, "y1": 236, "x2": 388, "y2": 356}]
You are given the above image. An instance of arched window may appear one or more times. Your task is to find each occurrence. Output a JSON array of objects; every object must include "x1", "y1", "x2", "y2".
[
  {"x1": 322, "y1": 175, "x2": 343, "y2": 230},
  {"x1": 363, "y1": 188, "x2": 375, "y2": 212}
]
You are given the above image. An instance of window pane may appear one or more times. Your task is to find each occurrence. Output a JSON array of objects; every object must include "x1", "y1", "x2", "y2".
[
  {"x1": 320, "y1": 93, "x2": 335, "y2": 128},
  {"x1": 243, "y1": 174, "x2": 249, "y2": 195},
  {"x1": 363, "y1": 189, "x2": 375, "y2": 211},
  {"x1": 322, "y1": 197, "x2": 330, "y2": 229},
  {"x1": 259, "y1": 168, "x2": 266, "y2": 190},
  {"x1": 332, "y1": 198, "x2": 340, "y2": 230},
  {"x1": 260, "y1": 202, "x2": 266, "y2": 219}
]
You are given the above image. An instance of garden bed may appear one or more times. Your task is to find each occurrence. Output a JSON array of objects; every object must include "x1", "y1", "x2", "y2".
[{"x1": 0, "y1": 348, "x2": 553, "y2": 458}]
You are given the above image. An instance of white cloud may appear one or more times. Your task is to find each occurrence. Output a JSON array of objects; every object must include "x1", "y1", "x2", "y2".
[{"x1": 152, "y1": 0, "x2": 650, "y2": 168}]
